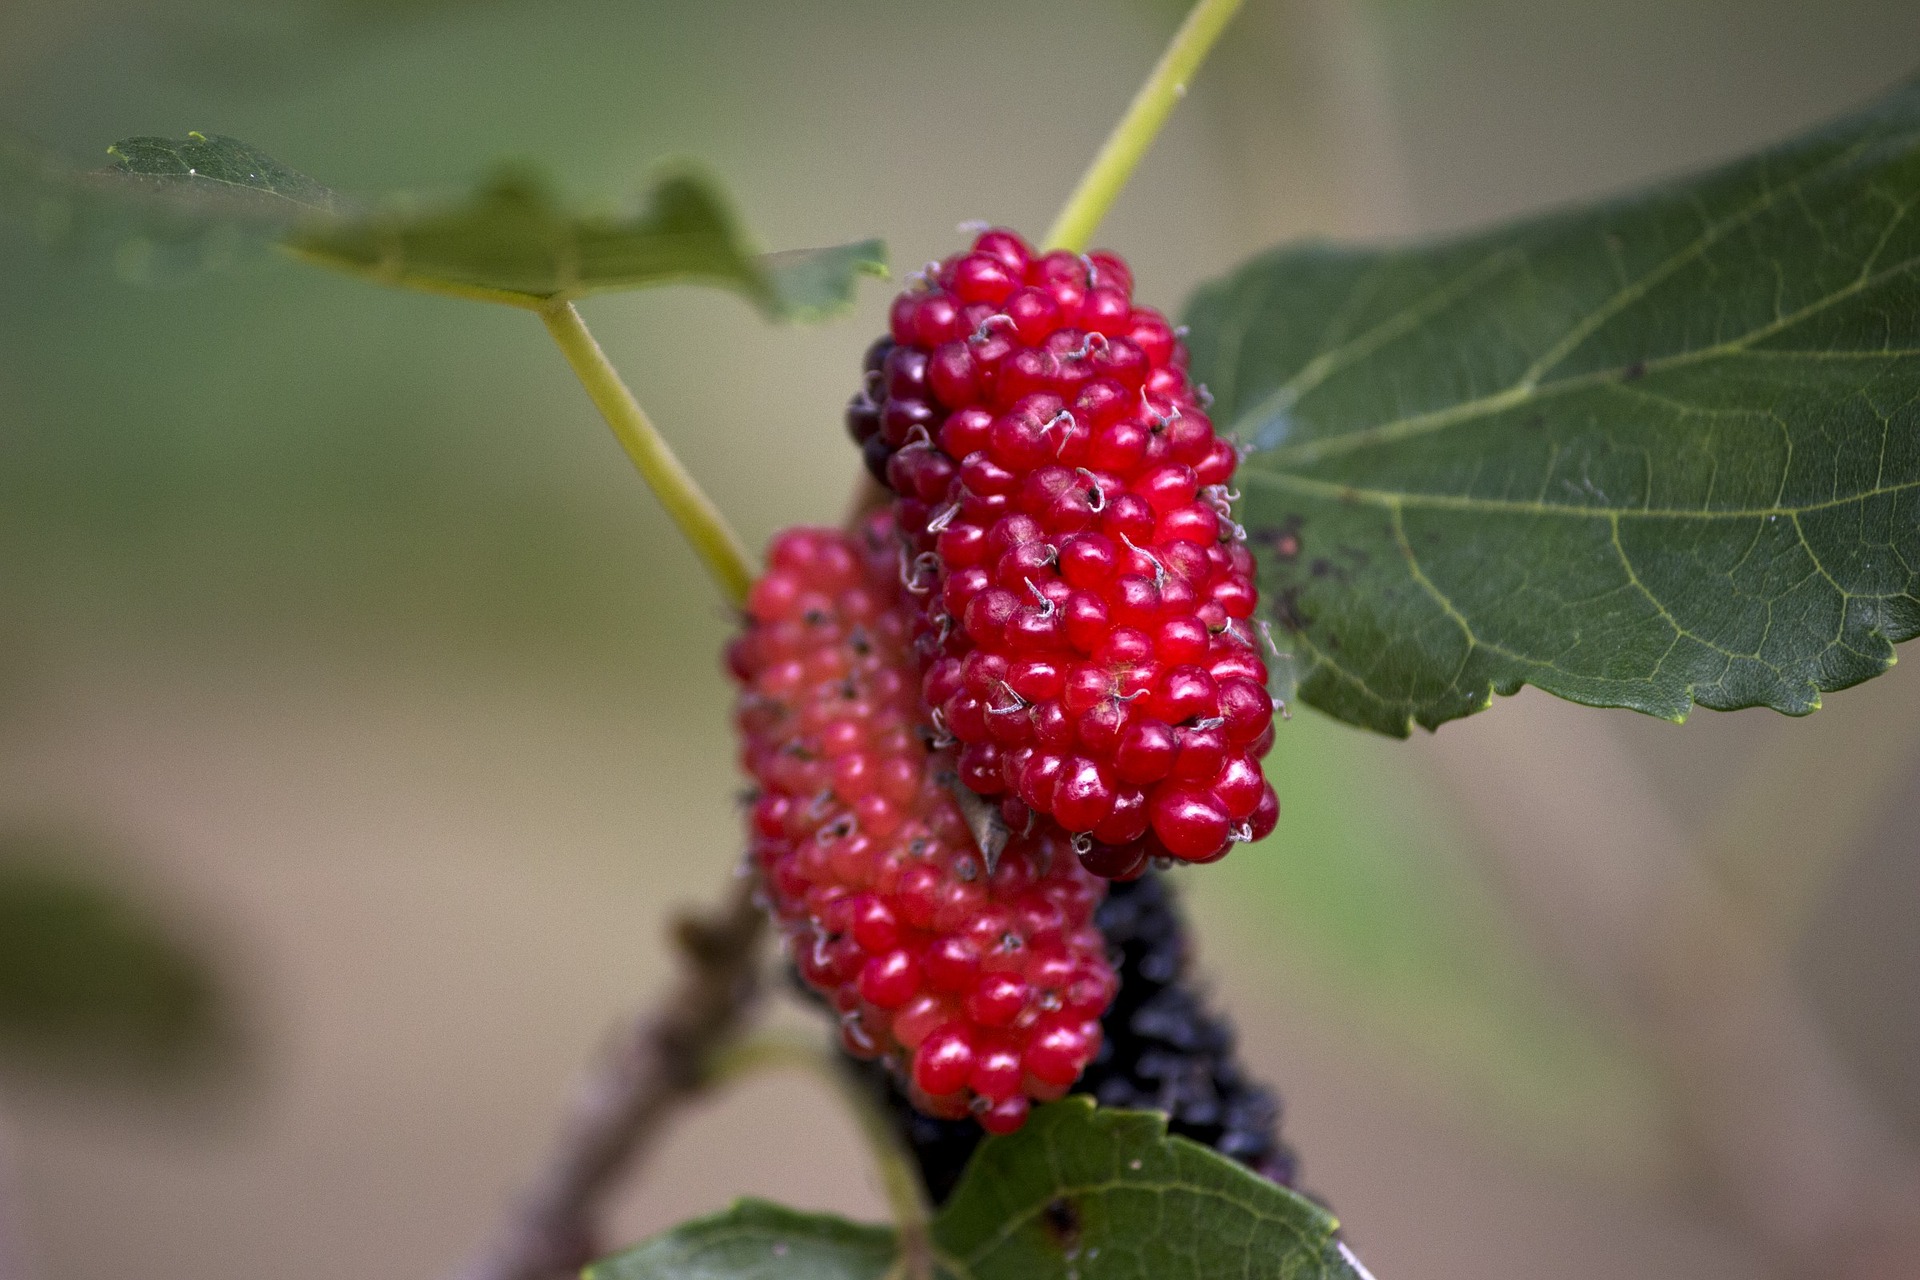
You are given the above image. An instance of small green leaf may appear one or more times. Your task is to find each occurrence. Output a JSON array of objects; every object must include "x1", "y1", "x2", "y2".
[
  {"x1": 1186, "y1": 75, "x2": 1920, "y2": 734},
  {"x1": 0, "y1": 128, "x2": 332, "y2": 279},
  {"x1": 290, "y1": 163, "x2": 887, "y2": 315},
  {"x1": 105, "y1": 131, "x2": 342, "y2": 217},
  {"x1": 761, "y1": 240, "x2": 894, "y2": 325},
  {"x1": 0, "y1": 832, "x2": 230, "y2": 1075},
  {"x1": 2, "y1": 131, "x2": 886, "y2": 315},
  {"x1": 585, "y1": 1200, "x2": 896, "y2": 1280},
  {"x1": 588, "y1": 1101, "x2": 1363, "y2": 1280},
  {"x1": 934, "y1": 1099, "x2": 1358, "y2": 1280}
]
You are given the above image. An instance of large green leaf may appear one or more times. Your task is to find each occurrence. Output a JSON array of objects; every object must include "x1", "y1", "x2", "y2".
[
  {"x1": 932, "y1": 1098, "x2": 1358, "y2": 1280},
  {"x1": 590, "y1": 1100, "x2": 1364, "y2": 1280},
  {"x1": 1, "y1": 130, "x2": 885, "y2": 316},
  {"x1": 1186, "y1": 76, "x2": 1920, "y2": 735}
]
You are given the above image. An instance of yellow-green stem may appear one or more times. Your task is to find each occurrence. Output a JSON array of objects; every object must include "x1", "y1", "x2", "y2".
[
  {"x1": 1042, "y1": 0, "x2": 1245, "y2": 253},
  {"x1": 539, "y1": 301, "x2": 755, "y2": 609}
]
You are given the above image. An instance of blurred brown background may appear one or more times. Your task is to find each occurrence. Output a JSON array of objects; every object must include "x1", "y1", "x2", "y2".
[{"x1": 1, "y1": 1, "x2": 1917, "y2": 1277}]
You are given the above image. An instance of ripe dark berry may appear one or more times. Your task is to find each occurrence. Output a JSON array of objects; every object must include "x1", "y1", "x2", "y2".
[
  {"x1": 1082, "y1": 871, "x2": 1295, "y2": 1189},
  {"x1": 856, "y1": 228, "x2": 1278, "y2": 871},
  {"x1": 732, "y1": 517, "x2": 1117, "y2": 1131}
]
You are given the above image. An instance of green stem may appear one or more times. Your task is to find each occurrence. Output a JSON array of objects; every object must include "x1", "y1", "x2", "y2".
[
  {"x1": 710, "y1": 1035, "x2": 936, "y2": 1280},
  {"x1": 539, "y1": 301, "x2": 755, "y2": 609},
  {"x1": 1042, "y1": 0, "x2": 1245, "y2": 253}
]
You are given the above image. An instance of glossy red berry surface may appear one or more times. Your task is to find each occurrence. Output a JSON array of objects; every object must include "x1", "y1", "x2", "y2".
[
  {"x1": 730, "y1": 518, "x2": 1115, "y2": 1130},
  {"x1": 857, "y1": 228, "x2": 1279, "y2": 871}
]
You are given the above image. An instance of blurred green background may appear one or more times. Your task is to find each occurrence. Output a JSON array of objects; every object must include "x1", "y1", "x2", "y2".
[{"x1": 2, "y1": 2, "x2": 1918, "y2": 1278}]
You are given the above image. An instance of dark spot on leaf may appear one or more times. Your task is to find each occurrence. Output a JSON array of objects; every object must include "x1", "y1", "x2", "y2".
[
  {"x1": 1309, "y1": 558, "x2": 1350, "y2": 583},
  {"x1": 1254, "y1": 515, "x2": 1304, "y2": 563},
  {"x1": 1042, "y1": 1197, "x2": 1081, "y2": 1250},
  {"x1": 1338, "y1": 487, "x2": 1361, "y2": 505},
  {"x1": 1272, "y1": 588, "x2": 1310, "y2": 635},
  {"x1": 1622, "y1": 360, "x2": 1648, "y2": 381},
  {"x1": 1525, "y1": 413, "x2": 1546, "y2": 429}
]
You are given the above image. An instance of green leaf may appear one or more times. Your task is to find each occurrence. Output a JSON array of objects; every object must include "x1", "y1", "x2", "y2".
[
  {"x1": 760, "y1": 240, "x2": 895, "y2": 325},
  {"x1": 585, "y1": 1200, "x2": 896, "y2": 1280},
  {"x1": 289, "y1": 164, "x2": 887, "y2": 315},
  {"x1": 932, "y1": 1099, "x2": 1358, "y2": 1280},
  {"x1": 0, "y1": 831, "x2": 231, "y2": 1075},
  {"x1": 2, "y1": 131, "x2": 886, "y2": 315},
  {"x1": 0, "y1": 128, "x2": 336, "y2": 279},
  {"x1": 589, "y1": 1100, "x2": 1364, "y2": 1280},
  {"x1": 104, "y1": 131, "x2": 342, "y2": 217},
  {"x1": 1186, "y1": 76, "x2": 1920, "y2": 734}
]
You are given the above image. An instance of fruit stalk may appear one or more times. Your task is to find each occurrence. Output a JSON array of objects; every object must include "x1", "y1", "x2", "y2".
[
  {"x1": 540, "y1": 300, "x2": 756, "y2": 608},
  {"x1": 1042, "y1": 0, "x2": 1246, "y2": 253}
]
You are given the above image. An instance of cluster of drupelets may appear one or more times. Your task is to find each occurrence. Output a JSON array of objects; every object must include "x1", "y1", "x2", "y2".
[
  {"x1": 858, "y1": 871, "x2": 1297, "y2": 1198},
  {"x1": 852, "y1": 228, "x2": 1278, "y2": 872},
  {"x1": 731, "y1": 520, "x2": 1116, "y2": 1133},
  {"x1": 731, "y1": 229, "x2": 1277, "y2": 1132}
]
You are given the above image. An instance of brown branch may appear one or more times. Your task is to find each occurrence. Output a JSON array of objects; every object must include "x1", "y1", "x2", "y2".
[
  {"x1": 454, "y1": 871, "x2": 767, "y2": 1280},
  {"x1": 456, "y1": 467, "x2": 903, "y2": 1280},
  {"x1": 457, "y1": 465, "x2": 886, "y2": 1280}
]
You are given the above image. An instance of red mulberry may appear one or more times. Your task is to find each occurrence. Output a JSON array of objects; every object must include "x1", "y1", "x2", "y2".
[
  {"x1": 852, "y1": 228, "x2": 1279, "y2": 873},
  {"x1": 731, "y1": 518, "x2": 1117, "y2": 1132}
]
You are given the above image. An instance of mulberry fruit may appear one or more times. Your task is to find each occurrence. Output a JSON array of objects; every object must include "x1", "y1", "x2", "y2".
[
  {"x1": 848, "y1": 869, "x2": 1297, "y2": 1201},
  {"x1": 853, "y1": 228, "x2": 1279, "y2": 873},
  {"x1": 732, "y1": 518, "x2": 1119, "y2": 1132}
]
